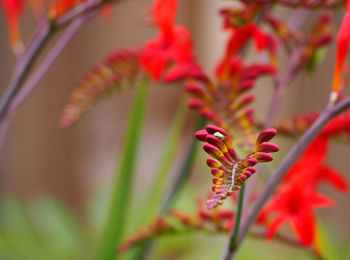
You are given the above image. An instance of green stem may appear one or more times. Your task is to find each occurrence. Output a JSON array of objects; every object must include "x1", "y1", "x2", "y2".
[
  {"x1": 228, "y1": 183, "x2": 246, "y2": 254},
  {"x1": 97, "y1": 78, "x2": 149, "y2": 260},
  {"x1": 131, "y1": 116, "x2": 206, "y2": 260},
  {"x1": 160, "y1": 116, "x2": 206, "y2": 214},
  {"x1": 142, "y1": 98, "x2": 188, "y2": 225}
]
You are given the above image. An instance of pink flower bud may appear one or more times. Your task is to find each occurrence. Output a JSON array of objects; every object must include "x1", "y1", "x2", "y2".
[
  {"x1": 207, "y1": 158, "x2": 221, "y2": 168},
  {"x1": 256, "y1": 128, "x2": 277, "y2": 145},
  {"x1": 256, "y1": 142, "x2": 280, "y2": 153},
  {"x1": 203, "y1": 143, "x2": 224, "y2": 159},
  {"x1": 188, "y1": 98, "x2": 203, "y2": 109},
  {"x1": 195, "y1": 129, "x2": 208, "y2": 141},
  {"x1": 206, "y1": 134, "x2": 228, "y2": 153},
  {"x1": 252, "y1": 152, "x2": 274, "y2": 162},
  {"x1": 242, "y1": 158, "x2": 258, "y2": 167},
  {"x1": 231, "y1": 95, "x2": 255, "y2": 112},
  {"x1": 184, "y1": 82, "x2": 205, "y2": 97},
  {"x1": 245, "y1": 167, "x2": 256, "y2": 174},
  {"x1": 205, "y1": 125, "x2": 229, "y2": 137}
]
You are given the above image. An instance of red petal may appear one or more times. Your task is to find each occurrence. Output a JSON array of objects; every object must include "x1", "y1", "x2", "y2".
[
  {"x1": 252, "y1": 26, "x2": 268, "y2": 51},
  {"x1": 153, "y1": 0, "x2": 178, "y2": 37},
  {"x1": 291, "y1": 210, "x2": 315, "y2": 247},
  {"x1": 317, "y1": 165, "x2": 348, "y2": 192},
  {"x1": 309, "y1": 193, "x2": 334, "y2": 208},
  {"x1": 303, "y1": 135, "x2": 328, "y2": 167},
  {"x1": 332, "y1": 9, "x2": 350, "y2": 91},
  {"x1": 266, "y1": 215, "x2": 287, "y2": 239}
]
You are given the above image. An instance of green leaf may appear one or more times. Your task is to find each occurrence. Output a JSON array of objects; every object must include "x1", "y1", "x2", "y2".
[
  {"x1": 0, "y1": 198, "x2": 50, "y2": 260},
  {"x1": 305, "y1": 49, "x2": 325, "y2": 73},
  {"x1": 130, "y1": 116, "x2": 206, "y2": 260},
  {"x1": 97, "y1": 78, "x2": 149, "y2": 260},
  {"x1": 160, "y1": 116, "x2": 206, "y2": 214},
  {"x1": 28, "y1": 197, "x2": 90, "y2": 260},
  {"x1": 315, "y1": 217, "x2": 339, "y2": 260},
  {"x1": 141, "y1": 97, "x2": 188, "y2": 225}
]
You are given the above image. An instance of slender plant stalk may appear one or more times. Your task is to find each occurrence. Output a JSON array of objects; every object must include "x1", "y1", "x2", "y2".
[
  {"x1": 227, "y1": 183, "x2": 246, "y2": 254},
  {"x1": 221, "y1": 184, "x2": 246, "y2": 260},
  {"x1": 220, "y1": 97, "x2": 350, "y2": 260},
  {"x1": 10, "y1": 12, "x2": 97, "y2": 116},
  {"x1": 141, "y1": 98, "x2": 188, "y2": 225},
  {"x1": 97, "y1": 78, "x2": 149, "y2": 260},
  {"x1": 132, "y1": 116, "x2": 206, "y2": 260},
  {"x1": 160, "y1": 116, "x2": 206, "y2": 214},
  {"x1": 0, "y1": 22, "x2": 54, "y2": 123},
  {"x1": 0, "y1": 0, "x2": 117, "y2": 128},
  {"x1": 0, "y1": 11, "x2": 97, "y2": 151}
]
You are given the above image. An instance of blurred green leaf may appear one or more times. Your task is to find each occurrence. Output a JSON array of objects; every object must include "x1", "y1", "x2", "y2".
[
  {"x1": 97, "y1": 78, "x2": 149, "y2": 260},
  {"x1": 0, "y1": 198, "x2": 50, "y2": 260},
  {"x1": 28, "y1": 197, "x2": 90, "y2": 260},
  {"x1": 315, "y1": 218, "x2": 339, "y2": 260},
  {"x1": 141, "y1": 98, "x2": 188, "y2": 225},
  {"x1": 305, "y1": 49, "x2": 325, "y2": 73}
]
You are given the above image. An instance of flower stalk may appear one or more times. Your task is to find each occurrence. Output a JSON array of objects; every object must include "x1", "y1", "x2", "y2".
[
  {"x1": 228, "y1": 183, "x2": 245, "y2": 253},
  {"x1": 223, "y1": 97, "x2": 350, "y2": 260}
]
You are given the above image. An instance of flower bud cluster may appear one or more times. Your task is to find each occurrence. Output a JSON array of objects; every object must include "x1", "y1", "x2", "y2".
[
  {"x1": 60, "y1": 50, "x2": 142, "y2": 128},
  {"x1": 196, "y1": 125, "x2": 279, "y2": 210}
]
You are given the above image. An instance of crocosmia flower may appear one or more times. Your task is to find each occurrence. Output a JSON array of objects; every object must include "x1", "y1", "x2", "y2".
[
  {"x1": 1, "y1": 0, "x2": 24, "y2": 53},
  {"x1": 140, "y1": 0, "x2": 204, "y2": 82},
  {"x1": 331, "y1": 0, "x2": 350, "y2": 96},
  {"x1": 260, "y1": 135, "x2": 348, "y2": 247}
]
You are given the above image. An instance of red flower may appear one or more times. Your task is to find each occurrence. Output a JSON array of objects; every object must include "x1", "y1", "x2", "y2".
[
  {"x1": 1, "y1": 0, "x2": 24, "y2": 53},
  {"x1": 262, "y1": 179, "x2": 333, "y2": 246},
  {"x1": 140, "y1": 0, "x2": 204, "y2": 82},
  {"x1": 216, "y1": 22, "x2": 274, "y2": 81},
  {"x1": 332, "y1": 0, "x2": 350, "y2": 94},
  {"x1": 261, "y1": 135, "x2": 348, "y2": 246}
]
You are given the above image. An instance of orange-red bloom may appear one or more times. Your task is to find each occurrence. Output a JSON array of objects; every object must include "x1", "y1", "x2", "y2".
[
  {"x1": 1, "y1": 0, "x2": 24, "y2": 53},
  {"x1": 140, "y1": 0, "x2": 204, "y2": 82},
  {"x1": 331, "y1": 0, "x2": 350, "y2": 94},
  {"x1": 260, "y1": 135, "x2": 347, "y2": 247}
]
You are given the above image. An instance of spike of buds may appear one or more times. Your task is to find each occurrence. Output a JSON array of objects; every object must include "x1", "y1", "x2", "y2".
[{"x1": 197, "y1": 125, "x2": 279, "y2": 210}]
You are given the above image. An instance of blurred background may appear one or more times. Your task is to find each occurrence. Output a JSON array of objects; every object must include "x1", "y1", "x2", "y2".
[{"x1": 0, "y1": 0, "x2": 349, "y2": 259}]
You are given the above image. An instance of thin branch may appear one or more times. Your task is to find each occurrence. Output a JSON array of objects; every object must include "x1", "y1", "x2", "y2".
[
  {"x1": 0, "y1": 11, "x2": 96, "y2": 151},
  {"x1": 221, "y1": 184, "x2": 246, "y2": 260},
  {"x1": 221, "y1": 97, "x2": 350, "y2": 260},
  {"x1": 0, "y1": 0, "x2": 108, "y2": 125},
  {"x1": 160, "y1": 116, "x2": 206, "y2": 214},
  {"x1": 0, "y1": 22, "x2": 52, "y2": 123},
  {"x1": 10, "y1": 11, "x2": 97, "y2": 116}
]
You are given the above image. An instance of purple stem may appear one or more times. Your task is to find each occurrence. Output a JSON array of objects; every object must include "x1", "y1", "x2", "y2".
[
  {"x1": 244, "y1": 8, "x2": 309, "y2": 217},
  {"x1": 0, "y1": 23, "x2": 52, "y2": 123},
  {"x1": 224, "y1": 97, "x2": 350, "y2": 260},
  {"x1": 0, "y1": 0, "x2": 106, "y2": 125},
  {"x1": 0, "y1": 11, "x2": 96, "y2": 150},
  {"x1": 10, "y1": 12, "x2": 96, "y2": 114}
]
